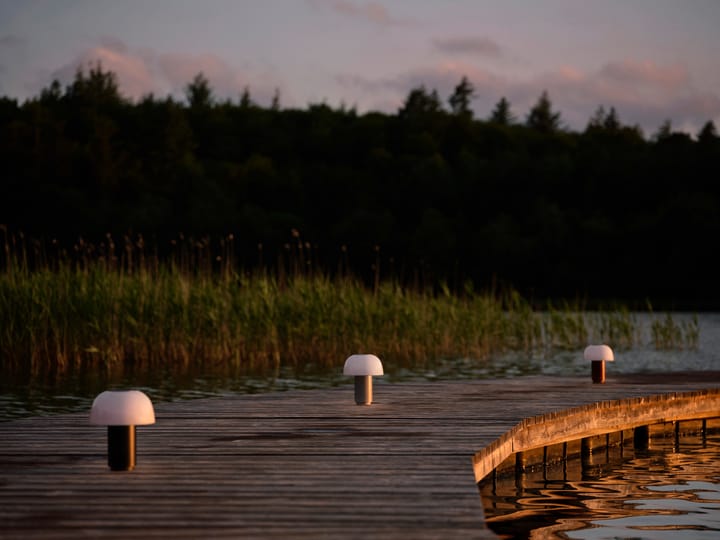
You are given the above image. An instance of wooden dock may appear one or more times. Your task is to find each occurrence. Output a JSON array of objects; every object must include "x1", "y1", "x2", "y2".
[{"x1": 2, "y1": 372, "x2": 720, "y2": 539}]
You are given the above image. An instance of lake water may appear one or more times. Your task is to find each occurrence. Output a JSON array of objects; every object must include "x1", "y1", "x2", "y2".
[
  {"x1": 481, "y1": 432, "x2": 720, "y2": 540},
  {"x1": 1, "y1": 312, "x2": 719, "y2": 420}
]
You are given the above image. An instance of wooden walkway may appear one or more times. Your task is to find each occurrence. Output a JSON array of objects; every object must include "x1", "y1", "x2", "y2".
[{"x1": 2, "y1": 372, "x2": 720, "y2": 539}]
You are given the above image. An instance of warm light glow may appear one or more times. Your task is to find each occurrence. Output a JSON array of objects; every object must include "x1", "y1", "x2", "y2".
[
  {"x1": 584, "y1": 344, "x2": 614, "y2": 362},
  {"x1": 90, "y1": 390, "x2": 156, "y2": 426},
  {"x1": 343, "y1": 354, "x2": 384, "y2": 376}
]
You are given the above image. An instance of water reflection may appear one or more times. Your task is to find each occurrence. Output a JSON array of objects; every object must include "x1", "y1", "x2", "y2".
[
  {"x1": 0, "y1": 362, "x2": 349, "y2": 420},
  {"x1": 481, "y1": 433, "x2": 720, "y2": 540}
]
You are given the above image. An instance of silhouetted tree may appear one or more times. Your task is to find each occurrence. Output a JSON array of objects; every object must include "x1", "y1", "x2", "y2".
[
  {"x1": 604, "y1": 107, "x2": 621, "y2": 131},
  {"x1": 697, "y1": 120, "x2": 718, "y2": 143},
  {"x1": 526, "y1": 90, "x2": 562, "y2": 133},
  {"x1": 271, "y1": 88, "x2": 281, "y2": 110},
  {"x1": 39, "y1": 79, "x2": 62, "y2": 104},
  {"x1": 239, "y1": 87, "x2": 254, "y2": 109},
  {"x1": 448, "y1": 76, "x2": 474, "y2": 118},
  {"x1": 2, "y1": 67, "x2": 720, "y2": 308},
  {"x1": 399, "y1": 85, "x2": 443, "y2": 118},
  {"x1": 488, "y1": 96, "x2": 515, "y2": 125},
  {"x1": 653, "y1": 119, "x2": 673, "y2": 141},
  {"x1": 185, "y1": 73, "x2": 213, "y2": 108},
  {"x1": 586, "y1": 106, "x2": 607, "y2": 131},
  {"x1": 65, "y1": 62, "x2": 125, "y2": 107},
  {"x1": 587, "y1": 105, "x2": 622, "y2": 133}
]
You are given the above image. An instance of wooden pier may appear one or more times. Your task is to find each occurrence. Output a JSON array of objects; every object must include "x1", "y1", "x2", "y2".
[{"x1": 2, "y1": 372, "x2": 720, "y2": 539}]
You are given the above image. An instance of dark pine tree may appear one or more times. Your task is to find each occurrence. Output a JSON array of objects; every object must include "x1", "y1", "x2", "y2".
[{"x1": 526, "y1": 90, "x2": 562, "y2": 133}]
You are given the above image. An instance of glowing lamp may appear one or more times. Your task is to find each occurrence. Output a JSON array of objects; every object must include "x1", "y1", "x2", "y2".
[
  {"x1": 90, "y1": 390, "x2": 155, "y2": 471},
  {"x1": 343, "y1": 354, "x2": 384, "y2": 405},
  {"x1": 583, "y1": 344, "x2": 614, "y2": 384}
]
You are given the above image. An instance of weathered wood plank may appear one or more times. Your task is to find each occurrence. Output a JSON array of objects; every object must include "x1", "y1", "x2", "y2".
[{"x1": 2, "y1": 374, "x2": 720, "y2": 539}]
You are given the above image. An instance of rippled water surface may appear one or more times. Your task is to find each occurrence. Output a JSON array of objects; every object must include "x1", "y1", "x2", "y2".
[{"x1": 481, "y1": 433, "x2": 720, "y2": 540}]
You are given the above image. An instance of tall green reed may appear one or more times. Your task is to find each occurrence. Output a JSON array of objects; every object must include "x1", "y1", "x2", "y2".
[{"x1": 0, "y1": 230, "x2": 701, "y2": 378}]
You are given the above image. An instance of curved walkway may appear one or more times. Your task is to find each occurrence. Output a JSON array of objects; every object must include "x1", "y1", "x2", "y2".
[{"x1": 1, "y1": 373, "x2": 719, "y2": 539}]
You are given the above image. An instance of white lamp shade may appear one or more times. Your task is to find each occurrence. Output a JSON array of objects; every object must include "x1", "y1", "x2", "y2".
[
  {"x1": 583, "y1": 344, "x2": 614, "y2": 362},
  {"x1": 90, "y1": 390, "x2": 156, "y2": 426},
  {"x1": 343, "y1": 354, "x2": 384, "y2": 376}
]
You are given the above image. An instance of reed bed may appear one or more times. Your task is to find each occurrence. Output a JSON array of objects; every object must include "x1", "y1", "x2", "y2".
[{"x1": 0, "y1": 231, "x2": 699, "y2": 377}]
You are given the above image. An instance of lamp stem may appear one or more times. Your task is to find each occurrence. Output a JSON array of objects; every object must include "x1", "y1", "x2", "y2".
[
  {"x1": 354, "y1": 375, "x2": 372, "y2": 405},
  {"x1": 107, "y1": 425, "x2": 136, "y2": 471},
  {"x1": 591, "y1": 360, "x2": 606, "y2": 384}
]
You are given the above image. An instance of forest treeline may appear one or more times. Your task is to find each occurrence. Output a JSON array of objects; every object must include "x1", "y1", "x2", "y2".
[{"x1": 1, "y1": 65, "x2": 720, "y2": 309}]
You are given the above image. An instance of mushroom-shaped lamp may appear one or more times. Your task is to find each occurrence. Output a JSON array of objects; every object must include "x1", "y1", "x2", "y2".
[
  {"x1": 90, "y1": 390, "x2": 155, "y2": 470},
  {"x1": 583, "y1": 344, "x2": 614, "y2": 384},
  {"x1": 343, "y1": 354, "x2": 384, "y2": 405}
]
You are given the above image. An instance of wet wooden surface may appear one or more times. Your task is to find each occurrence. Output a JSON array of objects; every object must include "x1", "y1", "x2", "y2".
[{"x1": 2, "y1": 372, "x2": 720, "y2": 539}]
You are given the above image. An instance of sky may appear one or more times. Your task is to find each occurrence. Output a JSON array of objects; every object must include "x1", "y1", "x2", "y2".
[{"x1": 1, "y1": 0, "x2": 719, "y2": 135}]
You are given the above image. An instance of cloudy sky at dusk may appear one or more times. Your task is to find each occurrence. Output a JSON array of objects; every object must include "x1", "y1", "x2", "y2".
[{"x1": 1, "y1": 0, "x2": 719, "y2": 135}]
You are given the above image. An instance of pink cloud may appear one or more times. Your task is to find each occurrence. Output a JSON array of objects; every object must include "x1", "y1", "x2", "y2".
[
  {"x1": 599, "y1": 60, "x2": 689, "y2": 89},
  {"x1": 338, "y1": 57, "x2": 719, "y2": 134},
  {"x1": 526, "y1": 60, "x2": 708, "y2": 128},
  {"x1": 45, "y1": 41, "x2": 720, "y2": 136},
  {"x1": 555, "y1": 66, "x2": 585, "y2": 83},
  {"x1": 155, "y1": 52, "x2": 238, "y2": 95},
  {"x1": 57, "y1": 45, "x2": 157, "y2": 99},
  {"x1": 337, "y1": 61, "x2": 509, "y2": 115},
  {"x1": 49, "y1": 41, "x2": 282, "y2": 106}
]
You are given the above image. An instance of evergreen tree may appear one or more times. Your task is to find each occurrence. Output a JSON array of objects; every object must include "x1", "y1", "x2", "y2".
[
  {"x1": 185, "y1": 73, "x2": 213, "y2": 108},
  {"x1": 271, "y1": 88, "x2": 281, "y2": 110},
  {"x1": 66, "y1": 62, "x2": 124, "y2": 107},
  {"x1": 526, "y1": 90, "x2": 562, "y2": 133},
  {"x1": 604, "y1": 107, "x2": 621, "y2": 131},
  {"x1": 448, "y1": 76, "x2": 475, "y2": 118},
  {"x1": 239, "y1": 87, "x2": 254, "y2": 109},
  {"x1": 488, "y1": 96, "x2": 515, "y2": 125},
  {"x1": 3, "y1": 64, "x2": 720, "y2": 308},
  {"x1": 654, "y1": 119, "x2": 673, "y2": 141},
  {"x1": 399, "y1": 85, "x2": 443, "y2": 118},
  {"x1": 586, "y1": 105, "x2": 607, "y2": 131},
  {"x1": 587, "y1": 105, "x2": 621, "y2": 132},
  {"x1": 40, "y1": 80, "x2": 63, "y2": 104},
  {"x1": 697, "y1": 120, "x2": 718, "y2": 143}
]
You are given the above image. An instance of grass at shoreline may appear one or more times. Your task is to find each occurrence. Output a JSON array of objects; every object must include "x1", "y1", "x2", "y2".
[{"x1": 0, "y1": 253, "x2": 699, "y2": 377}]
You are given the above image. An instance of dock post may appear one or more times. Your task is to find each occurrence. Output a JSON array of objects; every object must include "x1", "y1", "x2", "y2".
[{"x1": 633, "y1": 425, "x2": 649, "y2": 450}]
